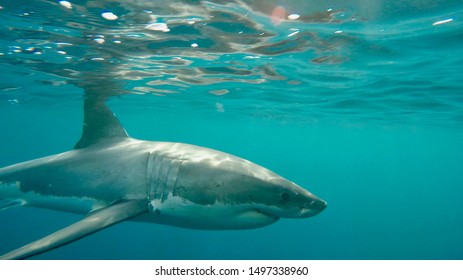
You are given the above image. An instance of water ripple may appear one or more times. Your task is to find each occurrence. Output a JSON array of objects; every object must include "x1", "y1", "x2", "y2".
[{"x1": 0, "y1": 0, "x2": 462, "y2": 127}]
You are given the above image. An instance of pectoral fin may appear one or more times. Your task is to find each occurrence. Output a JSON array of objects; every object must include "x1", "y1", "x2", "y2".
[{"x1": 0, "y1": 200, "x2": 148, "y2": 260}]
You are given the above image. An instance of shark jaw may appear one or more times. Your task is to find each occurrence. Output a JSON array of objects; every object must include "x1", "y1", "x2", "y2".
[{"x1": 138, "y1": 197, "x2": 280, "y2": 230}]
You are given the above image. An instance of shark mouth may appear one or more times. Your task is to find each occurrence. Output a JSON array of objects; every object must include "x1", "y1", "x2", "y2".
[{"x1": 253, "y1": 208, "x2": 280, "y2": 222}]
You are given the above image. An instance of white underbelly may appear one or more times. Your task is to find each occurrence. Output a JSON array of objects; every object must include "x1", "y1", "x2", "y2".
[
  {"x1": 143, "y1": 196, "x2": 278, "y2": 230},
  {"x1": 0, "y1": 181, "x2": 108, "y2": 214}
]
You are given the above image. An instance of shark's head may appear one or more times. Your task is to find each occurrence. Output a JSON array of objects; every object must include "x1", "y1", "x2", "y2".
[
  {"x1": 250, "y1": 176, "x2": 328, "y2": 219},
  {"x1": 146, "y1": 144, "x2": 327, "y2": 229}
]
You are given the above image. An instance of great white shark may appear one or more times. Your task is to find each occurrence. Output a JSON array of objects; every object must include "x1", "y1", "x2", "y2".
[{"x1": 0, "y1": 93, "x2": 327, "y2": 260}]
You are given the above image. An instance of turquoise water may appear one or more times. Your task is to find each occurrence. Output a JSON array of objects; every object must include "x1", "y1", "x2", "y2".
[{"x1": 1, "y1": 0, "x2": 463, "y2": 259}]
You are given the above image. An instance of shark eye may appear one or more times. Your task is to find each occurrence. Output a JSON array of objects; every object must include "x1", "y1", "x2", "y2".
[{"x1": 281, "y1": 192, "x2": 290, "y2": 201}]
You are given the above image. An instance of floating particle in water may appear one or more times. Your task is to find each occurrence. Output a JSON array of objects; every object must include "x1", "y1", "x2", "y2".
[
  {"x1": 145, "y1": 22, "x2": 170, "y2": 32},
  {"x1": 334, "y1": 30, "x2": 343, "y2": 34},
  {"x1": 432, "y1": 18, "x2": 453, "y2": 26},
  {"x1": 113, "y1": 40, "x2": 122, "y2": 44},
  {"x1": 101, "y1": 11, "x2": 118, "y2": 21},
  {"x1": 90, "y1": 57, "x2": 105, "y2": 61},
  {"x1": 191, "y1": 43, "x2": 198, "y2": 48},
  {"x1": 209, "y1": 89, "x2": 229, "y2": 96},
  {"x1": 215, "y1": 102, "x2": 225, "y2": 113},
  {"x1": 59, "y1": 1, "x2": 73, "y2": 9},
  {"x1": 288, "y1": 14, "x2": 300, "y2": 20}
]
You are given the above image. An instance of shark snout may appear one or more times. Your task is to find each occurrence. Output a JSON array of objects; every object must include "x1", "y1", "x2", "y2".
[
  {"x1": 312, "y1": 198, "x2": 328, "y2": 210},
  {"x1": 300, "y1": 198, "x2": 327, "y2": 217}
]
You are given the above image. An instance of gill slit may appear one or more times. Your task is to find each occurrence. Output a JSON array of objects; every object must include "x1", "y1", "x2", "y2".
[{"x1": 146, "y1": 151, "x2": 181, "y2": 203}]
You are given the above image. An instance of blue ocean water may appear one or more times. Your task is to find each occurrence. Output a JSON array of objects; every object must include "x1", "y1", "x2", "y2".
[{"x1": 1, "y1": 0, "x2": 463, "y2": 260}]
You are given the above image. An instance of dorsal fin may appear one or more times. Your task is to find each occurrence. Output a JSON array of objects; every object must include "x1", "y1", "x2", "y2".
[{"x1": 74, "y1": 92, "x2": 128, "y2": 149}]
